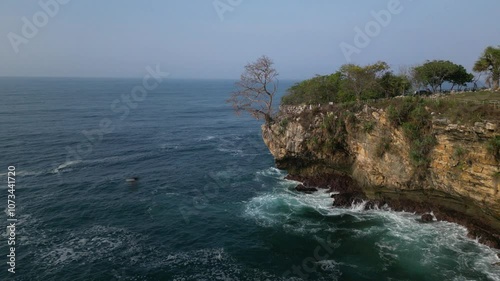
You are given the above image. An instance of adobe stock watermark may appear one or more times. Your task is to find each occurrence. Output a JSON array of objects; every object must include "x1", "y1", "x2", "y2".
[
  {"x1": 340, "y1": 0, "x2": 412, "y2": 62},
  {"x1": 283, "y1": 235, "x2": 340, "y2": 280},
  {"x1": 213, "y1": 0, "x2": 243, "y2": 22},
  {"x1": 62, "y1": 65, "x2": 169, "y2": 167},
  {"x1": 7, "y1": 0, "x2": 71, "y2": 54}
]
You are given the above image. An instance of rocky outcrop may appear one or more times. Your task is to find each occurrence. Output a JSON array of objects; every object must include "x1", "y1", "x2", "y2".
[{"x1": 262, "y1": 104, "x2": 500, "y2": 248}]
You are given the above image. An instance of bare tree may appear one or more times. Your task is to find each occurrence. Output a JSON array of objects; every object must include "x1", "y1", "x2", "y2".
[{"x1": 227, "y1": 55, "x2": 278, "y2": 125}]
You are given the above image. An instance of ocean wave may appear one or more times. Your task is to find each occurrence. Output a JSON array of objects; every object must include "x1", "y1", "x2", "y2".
[
  {"x1": 35, "y1": 225, "x2": 146, "y2": 267},
  {"x1": 243, "y1": 188, "x2": 334, "y2": 231},
  {"x1": 50, "y1": 153, "x2": 150, "y2": 175},
  {"x1": 52, "y1": 160, "x2": 82, "y2": 173},
  {"x1": 149, "y1": 248, "x2": 242, "y2": 280},
  {"x1": 215, "y1": 134, "x2": 263, "y2": 157},
  {"x1": 217, "y1": 147, "x2": 244, "y2": 156},
  {"x1": 159, "y1": 143, "x2": 179, "y2": 150},
  {"x1": 315, "y1": 260, "x2": 343, "y2": 277},
  {"x1": 255, "y1": 167, "x2": 287, "y2": 179},
  {"x1": 147, "y1": 247, "x2": 341, "y2": 281},
  {"x1": 243, "y1": 184, "x2": 500, "y2": 280},
  {"x1": 197, "y1": 135, "x2": 217, "y2": 141}
]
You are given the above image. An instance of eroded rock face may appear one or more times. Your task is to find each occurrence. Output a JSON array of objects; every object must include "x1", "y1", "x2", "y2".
[
  {"x1": 262, "y1": 105, "x2": 500, "y2": 247},
  {"x1": 295, "y1": 184, "x2": 318, "y2": 193}
]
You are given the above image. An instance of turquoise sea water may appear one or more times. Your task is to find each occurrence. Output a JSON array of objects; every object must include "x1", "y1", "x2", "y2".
[{"x1": 0, "y1": 78, "x2": 499, "y2": 280}]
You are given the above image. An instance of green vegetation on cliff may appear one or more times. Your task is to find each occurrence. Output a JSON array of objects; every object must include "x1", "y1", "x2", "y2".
[
  {"x1": 282, "y1": 62, "x2": 411, "y2": 105},
  {"x1": 386, "y1": 98, "x2": 435, "y2": 170},
  {"x1": 280, "y1": 46, "x2": 500, "y2": 106}
]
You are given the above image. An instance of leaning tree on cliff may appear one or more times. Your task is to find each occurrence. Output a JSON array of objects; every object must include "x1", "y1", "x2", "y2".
[
  {"x1": 473, "y1": 46, "x2": 500, "y2": 91},
  {"x1": 227, "y1": 55, "x2": 279, "y2": 125}
]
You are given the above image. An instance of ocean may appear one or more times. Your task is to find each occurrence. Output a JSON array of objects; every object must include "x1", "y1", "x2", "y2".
[{"x1": 0, "y1": 77, "x2": 499, "y2": 280}]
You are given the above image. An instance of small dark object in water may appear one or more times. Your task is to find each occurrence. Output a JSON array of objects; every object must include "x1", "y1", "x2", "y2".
[
  {"x1": 421, "y1": 214, "x2": 434, "y2": 222},
  {"x1": 126, "y1": 177, "x2": 139, "y2": 183}
]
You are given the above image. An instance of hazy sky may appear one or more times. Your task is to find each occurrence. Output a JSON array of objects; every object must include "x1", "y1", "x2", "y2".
[{"x1": 1, "y1": 0, "x2": 499, "y2": 79}]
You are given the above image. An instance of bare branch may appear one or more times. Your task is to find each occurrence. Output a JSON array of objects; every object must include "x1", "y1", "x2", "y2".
[{"x1": 227, "y1": 55, "x2": 279, "y2": 124}]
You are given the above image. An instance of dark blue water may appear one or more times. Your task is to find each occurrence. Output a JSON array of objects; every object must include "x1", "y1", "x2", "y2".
[{"x1": 0, "y1": 78, "x2": 499, "y2": 281}]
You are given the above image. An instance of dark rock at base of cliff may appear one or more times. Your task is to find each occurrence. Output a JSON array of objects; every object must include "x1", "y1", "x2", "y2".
[
  {"x1": 364, "y1": 200, "x2": 387, "y2": 210},
  {"x1": 332, "y1": 193, "x2": 366, "y2": 207},
  {"x1": 379, "y1": 199, "x2": 432, "y2": 214},
  {"x1": 421, "y1": 214, "x2": 434, "y2": 222},
  {"x1": 295, "y1": 184, "x2": 318, "y2": 193},
  {"x1": 466, "y1": 228, "x2": 500, "y2": 249},
  {"x1": 286, "y1": 173, "x2": 360, "y2": 194}
]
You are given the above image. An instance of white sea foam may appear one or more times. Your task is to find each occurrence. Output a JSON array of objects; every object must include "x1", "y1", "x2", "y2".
[
  {"x1": 212, "y1": 133, "x2": 264, "y2": 158},
  {"x1": 147, "y1": 247, "x2": 339, "y2": 281},
  {"x1": 256, "y1": 167, "x2": 286, "y2": 178},
  {"x1": 349, "y1": 200, "x2": 368, "y2": 212},
  {"x1": 51, "y1": 153, "x2": 148, "y2": 175},
  {"x1": 243, "y1": 175, "x2": 500, "y2": 279},
  {"x1": 159, "y1": 143, "x2": 179, "y2": 150},
  {"x1": 217, "y1": 147, "x2": 244, "y2": 156},
  {"x1": 243, "y1": 187, "x2": 334, "y2": 232},
  {"x1": 316, "y1": 259, "x2": 343, "y2": 277},
  {"x1": 34, "y1": 225, "x2": 146, "y2": 267},
  {"x1": 52, "y1": 160, "x2": 82, "y2": 173},
  {"x1": 198, "y1": 135, "x2": 216, "y2": 141}
]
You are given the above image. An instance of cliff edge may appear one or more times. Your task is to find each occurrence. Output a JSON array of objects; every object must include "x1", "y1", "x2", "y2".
[{"x1": 262, "y1": 98, "x2": 500, "y2": 248}]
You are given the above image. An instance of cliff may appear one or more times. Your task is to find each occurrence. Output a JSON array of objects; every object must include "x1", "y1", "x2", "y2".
[{"x1": 262, "y1": 99, "x2": 500, "y2": 248}]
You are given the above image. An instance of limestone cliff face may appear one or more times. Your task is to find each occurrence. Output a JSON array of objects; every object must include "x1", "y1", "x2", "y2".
[{"x1": 262, "y1": 104, "x2": 500, "y2": 245}]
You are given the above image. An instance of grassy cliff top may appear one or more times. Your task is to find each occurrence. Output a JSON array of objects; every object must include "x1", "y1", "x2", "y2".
[{"x1": 370, "y1": 91, "x2": 500, "y2": 124}]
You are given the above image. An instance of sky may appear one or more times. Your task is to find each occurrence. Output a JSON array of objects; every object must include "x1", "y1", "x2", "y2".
[{"x1": 0, "y1": 0, "x2": 499, "y2": 79}]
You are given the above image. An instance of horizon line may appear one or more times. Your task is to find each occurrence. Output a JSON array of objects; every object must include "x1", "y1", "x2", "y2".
[{"x1": 0, "y1": 76, "x2": 303, "y2": 81}]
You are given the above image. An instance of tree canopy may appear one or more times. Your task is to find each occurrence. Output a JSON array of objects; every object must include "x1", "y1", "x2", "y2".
[
  {"x1": 340, "y1": 61, "x2": 390, "y2": 102},
  {"x1": 282, "y1": 62, "x2": 410, "y2": 105},
  {"x1": 413, "y1": 60, "x2": 473, "y2": 93},
  {"x1": 473, "y1": 46, "x2": 500, "y2": 90}
]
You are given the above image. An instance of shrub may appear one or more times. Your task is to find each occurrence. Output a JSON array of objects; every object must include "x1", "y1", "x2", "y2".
[
  {"x1": 363, "y1": 121, "x2": 375, "y2": 133},
  {"x1": 387, "y1": 105, "x2": 399, "y2": 126},
  {"x1": 278, "y1": 118, "x2": 289, "y2": 134},
  {"x1": 375, "y1": 136, "x2": 391, "y2": 158},
  {"x1": 409, "y1": 136, "x2": 436, "y2": 167},
  {"x1": 453, "y1": 146, "x2": 466, "y2": 159},
  {"x1": 385, "y1": 98, "x2": 435, "y2": 169},
  {"x1": 487, "y1": 136, "x2": 500, "y2": 161}
]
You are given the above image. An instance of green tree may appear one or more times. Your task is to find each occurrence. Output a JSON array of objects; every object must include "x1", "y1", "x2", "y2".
[
  {"x1": 473, "y1": 46, "x2": 500, "y2": 90},
  {"x1": 448, "y1": 64, "x2": 474, "y2": 91},
  {"x1": 282, "y1": 72, "x2": 344, "y2": 105},
  {"x1": 414, "y1": 60, "x2": 455, "y2": 93},
  {"x1": 227, "y1": 55, "x2": 278, "y2": 124},
  {"x1": 339, "y1": 61, "x2": 390, "y2": 101},
  {"x1": 414, "y1": 60, "x2": 472, "y2": 93},
  {"x1": 379, "y1": 72, "x2": 411, "y2": 98}
]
